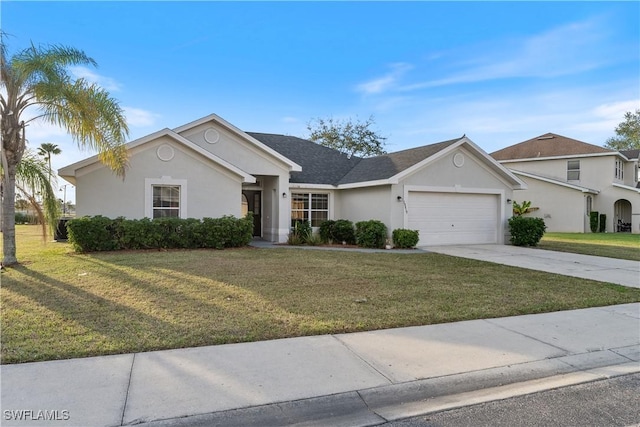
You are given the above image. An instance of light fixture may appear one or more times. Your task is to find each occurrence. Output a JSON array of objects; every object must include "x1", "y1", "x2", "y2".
[
  {"x1": 507, "y1": 199, "x2": 512, "y2": 204},
  {"x1": 282, "y1": 192, "x2": 287, "y2": 198},
  {"x1": 397, "y1": 196, "x2": 403, "y2": 202}
]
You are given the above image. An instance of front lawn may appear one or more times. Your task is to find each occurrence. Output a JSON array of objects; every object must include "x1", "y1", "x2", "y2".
[
  {"x1": 2, "y1": 225, "x2": 639, "y2": 364},
  {"x1": 539, "y1": 232, "x2": 640, "y2": 261}
]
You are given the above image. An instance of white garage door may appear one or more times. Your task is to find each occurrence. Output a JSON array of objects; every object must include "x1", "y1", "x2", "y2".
[{"x1": 408, "y1": 192, "x2": 499, "y2": 246}]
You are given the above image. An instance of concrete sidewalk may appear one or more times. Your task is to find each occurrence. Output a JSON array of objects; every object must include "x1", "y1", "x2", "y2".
[
  {"x1": 426, "y1": 244, "x2": 640, "y2": 288},
  {"x1": 1, "y1": 304, "x2": 638, "y2": 427}
]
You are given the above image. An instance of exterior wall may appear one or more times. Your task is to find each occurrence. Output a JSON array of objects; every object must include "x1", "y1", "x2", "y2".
[
  {"x1": 75, "y1": 137, "x2": 242, "y2": 219},
  {"x1": 512, "y1": 177, "x2": 587, "y2": 233},
  {"x1": 180, "y1": 123, "x2": 290, "y2": 176},
  {"x1": 505, "y1": 155, "x2": 640, "y2": 234},
  {"x1": 335, "y1": 186, "x2": 392, "y2": 231},
  {"x1": 505, "y1": 155, "x2": 623, "y2": 191},
  {"x1": 596, "y1": 186, "x2": 640, "y2": 234}
]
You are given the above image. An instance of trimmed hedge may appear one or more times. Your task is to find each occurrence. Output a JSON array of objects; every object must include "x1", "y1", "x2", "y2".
[
  {"x1": 318, "y1": 219, "x2": 356, "y2": 244},
  {"x1": 355, "y1": 220, "x2": 388, "y2": 248},
  {"x1": 589, "y1": 211, "x2": 599, "y2": 233},
  {"x1": 67, "y1": 214, "x2": 253, "y2": 252},
  {"x1": 392, "y1": 229, "x2": 419, "y2": 248},
  {"x1": 599, "y1": 214, "x2": 607, "y2": 233},
  {"x1": 508, "y1": 216, "x2": 546, "y2": 247}
]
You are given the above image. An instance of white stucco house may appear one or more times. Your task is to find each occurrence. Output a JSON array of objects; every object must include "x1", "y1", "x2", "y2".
[
  {"x1": 59, "y1": 113, "x2": 526, "y2": 246},
  {"x1": 491, "y1": 133, "x2": 640, "y2": 234}
]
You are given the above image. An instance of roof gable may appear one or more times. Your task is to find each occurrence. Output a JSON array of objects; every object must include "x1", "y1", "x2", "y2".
[
  {"x1": 491, "y1": 133, "x2": 615, "y2": 161},
  {"x1": 59, "y1": 128, "x2": 256, "y2": 184}
]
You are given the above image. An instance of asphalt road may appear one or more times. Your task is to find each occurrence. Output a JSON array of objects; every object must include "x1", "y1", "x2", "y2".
[{"x1": 384, "y1": 373, "x2": 640, "y2": 427}]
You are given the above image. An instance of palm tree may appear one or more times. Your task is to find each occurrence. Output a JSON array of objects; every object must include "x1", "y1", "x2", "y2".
[
  {"x1": 13, "y1": 150, "x2": 59, "y2": 241},
  {"x1": 1, "y1": 36, "x2": 129, "y2": 265},
  {"x1": 37, "y1": 142, "x2": 62, "y2": 181}
]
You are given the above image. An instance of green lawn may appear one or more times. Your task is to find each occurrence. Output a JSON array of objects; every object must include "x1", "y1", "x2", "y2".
[
  {"x1": 539, "y1": 233, "x2": 640, "y2": 261},
  {"x1": 2, "y1": 226, "x2": 640, "y2": 364}
]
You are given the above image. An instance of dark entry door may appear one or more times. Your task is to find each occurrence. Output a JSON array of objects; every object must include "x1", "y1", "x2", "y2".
[{"x1": 242, "y1": 190, "x2": 261, "y2": 236}]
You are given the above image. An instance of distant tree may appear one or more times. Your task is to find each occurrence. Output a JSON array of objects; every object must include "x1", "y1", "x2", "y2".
[
  {"x1": 1, "y1": 36, "x2": 129, "y2": 265},
  {"x1": 307, "y1": 115, "x2": 386, "y2": 158},
  {"x1": 605, "y1": 109, "x2": 640, "y2": 150},
  {"x1": 37, "y1": 142, "x2": 62, "y2": 181}
]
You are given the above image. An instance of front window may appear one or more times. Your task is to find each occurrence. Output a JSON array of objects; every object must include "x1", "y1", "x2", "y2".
[
  {"x1": 615, "y1": 159, "x2": 624, "y2": 181},
  {"x1": 567, "y1": 160, "x2": 580, "y2": 181},
  {"x1": 152, "y1": 185, "x2": 180, "y2": 218},
  {"x1": 291, "y1": 193, "x2": 328, "y2": 227}
]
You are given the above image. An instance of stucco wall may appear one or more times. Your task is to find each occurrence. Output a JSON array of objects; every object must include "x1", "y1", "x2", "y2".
[
  {"x1": 75, "y1": 137, "x2": 243, "y2": 219},
  {"x1": 180, "y1": 123, "x2": 290, "y2": 176},
  {"x1": 335, "y1": 186, "x2": 392, "y2": 229},
  {"x1": 512, "y1": 177, "x2": 587, "y2": 233},
  {"x1": 505, "y1": 155, "x2": 627, "y2": 190}
]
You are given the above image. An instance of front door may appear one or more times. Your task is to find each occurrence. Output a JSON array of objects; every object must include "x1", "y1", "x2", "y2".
[{"x1": 242, "y1": 190, "x2": 262, "y2": 236}]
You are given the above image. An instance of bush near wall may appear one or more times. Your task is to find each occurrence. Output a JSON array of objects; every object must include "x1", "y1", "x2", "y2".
[
  {"x1": 67, "y1": 214, "x2": 253, "y2": 253},
  {"x1": 355, "y1": 220, "x2": 388, "y2": 248},
  {"x1": 599, "y1": 214, "x2": 607, "y2": 233},
  {"x1": 589, "y1": 211, "x2": 599, "y2": 233},
  {"x1": 392, "y1": 229, "x2": 420, "y2": 248},
  {"x1": 318, "y1": 219, "x2": 356, "y2": 244},
  {"x1": 508, "y1": 216, "x2": 546, "y2": 247}
]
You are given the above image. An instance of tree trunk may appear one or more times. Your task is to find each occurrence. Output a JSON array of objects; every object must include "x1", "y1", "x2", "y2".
[{"x1": 2, "y1": 161, "x2": 18, "y2": 265}]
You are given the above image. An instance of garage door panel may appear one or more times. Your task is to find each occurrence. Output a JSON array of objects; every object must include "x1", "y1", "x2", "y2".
[{"x1": 408, "y1": 192, "x2": 498, "y2": 246}]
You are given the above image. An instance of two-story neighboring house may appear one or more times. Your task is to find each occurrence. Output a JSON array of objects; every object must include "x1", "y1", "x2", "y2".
[{"x1": 491, "y1": 133, "x2": 640, "y2": 234}]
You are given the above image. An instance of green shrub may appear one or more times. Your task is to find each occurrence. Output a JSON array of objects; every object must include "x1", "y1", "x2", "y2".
[
  {"x1": 355, "y1": 220, "x2": 388, "y2": 248},
  {"x1": 508, "y1": 216, "x2": 546, "y2": 246},
  {"x1": 318, "y1": 219, "x2": 356, "y2": 244},
  {"x1": 67, "y1": 214, "x2": 253, "y2": 252},
  {"x1": 290, "y1": 220, "x2": 312, "y2": 244},
  {"x1": 333, "y1": 219, "x2": 356, "y2": 244},
  {"x1": 599, "y1": 214, "x2": 607, "y2": 233},
  {"x1": 589, "y1": 211, "x2": 599, "y2": 233},
  {"x1": 392, "y1": 229, "x2": 420, "y2": 248},
  {"x1": 67, "y1": 216, "x2": 120, "y2": 252},
  {"x1": 318, "y1": 220, "x2": 335, "y2": 243}
]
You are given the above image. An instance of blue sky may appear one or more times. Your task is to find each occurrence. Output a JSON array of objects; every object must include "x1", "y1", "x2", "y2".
[{"x1": 2, "y1": 1, "x2": 639, "y2": 202}]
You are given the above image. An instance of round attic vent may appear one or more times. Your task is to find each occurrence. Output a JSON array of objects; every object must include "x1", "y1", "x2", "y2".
[
  {"x1": 453, "y1": 152, "x2": 465, "y2": 168},
  {"x1": 157, "y1": 144, "x2": 175, "y2": 162},
  {"x1": 204, "y1": 128, "x2": 220, "y2": 144}
]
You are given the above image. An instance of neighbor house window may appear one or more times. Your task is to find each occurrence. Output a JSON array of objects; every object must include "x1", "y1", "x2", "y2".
[
  {"x1": 291, "y1": 193, "x2": 328, "y2": 227},
  {"x1": 567, "y1": 160, "x2": 580, "y2": 181},
  {"x1": 152, "y1": 185, "x2": 180, "y2": 218},
  {"x1": 615, "y1": 159, "x2": 624, "y2": 181}
]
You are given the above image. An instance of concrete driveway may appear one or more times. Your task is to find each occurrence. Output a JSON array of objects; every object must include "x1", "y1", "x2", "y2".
[{"x1": 425, "y1": 244, "x2": 640, "y2": 288}]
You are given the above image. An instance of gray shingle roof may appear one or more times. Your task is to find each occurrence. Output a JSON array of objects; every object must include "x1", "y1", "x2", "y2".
[
  {"x1": 247, "y1": 133, "x2": 362, "y2": 185},
  {"x1": 248, "y1": 132, "x2": 463, "y2": 186},
  {"x1": 338, "y1": 138, "x2": 461, "y2": 184},
  {"x1": 621, "y1": 149, "x2": 639, "y2": 160}
]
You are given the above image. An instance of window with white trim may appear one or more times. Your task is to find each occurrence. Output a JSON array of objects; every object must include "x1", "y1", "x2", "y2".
[
  {"x1": 152, "y1": 185, "x2": 180, "y2": 218},
  {"x1": 567, "y1": 160, "x2": 580, "y2": 181},
  {"x1": 145, "y1": 177, "x2": 187, "y2": 219},
  {"x1": 615, "y1": 159, "x2": 624, "y2": 181},
  {"x1": 291, "y1": 193, "x2": 328, "y2": 227}
]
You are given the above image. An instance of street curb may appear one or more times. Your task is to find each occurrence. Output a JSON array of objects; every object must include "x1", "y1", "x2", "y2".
[{"x1": 134, "y1": 348, "x2": 639, "y2": 426}]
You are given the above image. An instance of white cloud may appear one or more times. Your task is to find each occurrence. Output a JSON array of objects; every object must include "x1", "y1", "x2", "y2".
[
  {"x1": 70, "y1": 66, "x2": 122, "y2": 91},
  {"x1": 401, "y1": 18, "x2": 616, "y2": 91},
  {"x1": 281, "y1": 116, "x2": 299, "y2": 124},
  {"x1": 356, "y1": 63, "x2": 413, "y2": 95},
  {"x1": 123, "y1": 107, "x2": 160, "y2": 127}
]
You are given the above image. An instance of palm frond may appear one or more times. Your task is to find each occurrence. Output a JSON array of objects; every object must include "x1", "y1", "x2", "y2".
[
  {"x1": 37, "y1": 79, "x2": 129, "y2": 177},
  {"x1": 15, "y1": 151, "x2": 60, "y2": 238}
]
